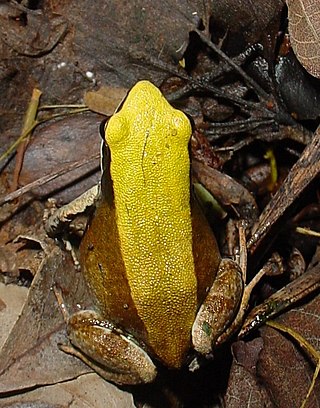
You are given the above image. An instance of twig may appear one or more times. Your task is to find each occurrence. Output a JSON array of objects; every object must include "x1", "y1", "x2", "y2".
[
  {"x1": 10, "y1": 88, "x2": 42, "y2": 192},
  {"x1": 0, "y1": 153, "x2": 99, "y2": 206},
  {"x1": 194, "y1": 29, "x2": 269, "y2": 100}
]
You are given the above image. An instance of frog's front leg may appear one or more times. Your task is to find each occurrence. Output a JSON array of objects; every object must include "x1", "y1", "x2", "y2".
[
  {"x1": 46, "y1": 185, "x2": 99, "y2": 237},
  {"x1": 63, "y1": 310, "x2": 157, "y2": 385},
  {"x1": 192, "y1": 259, "x2": 243, "y2": 355}
]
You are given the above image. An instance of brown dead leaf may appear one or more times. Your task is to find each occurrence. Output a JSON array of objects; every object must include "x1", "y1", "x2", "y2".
[
  {"x1": 0, "y1": 283, "x2": 28, "y2": 350},
  {"x1": 0, "y1": 7, "x2": 67, "y2": 57},
  {"x1": 84, "y1": 86, "x2": 128, "y2": 116},
  {"x1": 287, "y1": 0, "x2": 320, "y2": 78},
  {"x1": 0, "y1": 373, "x2": 135, "y2": 408},
  {"x1": 0, "y1": 246, "x2": 92, "y2": 394},
  {"x1": 63, "y1": 1, "x2": 203, "y2": 77},
  {"x1": 224, "y1": 339, "x2": 273, "y2": 408},
  {"x1": 18, "y1": 114, "x2": 101, "y2": 204},
  {"x1": 192, "y1": 160, "x2": 259, "y2": 227},
  {"x1": 225, "y1": 294, "x2": 320, "y2": 408},
  {"x1": 275, "y1": 50, "x2": 320, "y2": 120},
  {"x1": 209, "y1": 0, "x2": 283, "y2": 46},
  {"x1": 258, "y1": 295, "x2": 320, "y2": 408}
]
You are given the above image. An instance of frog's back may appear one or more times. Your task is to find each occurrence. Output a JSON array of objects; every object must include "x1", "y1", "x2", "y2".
[{"x1": 80, "y1": 82, "x2": 220, "y2": 368}]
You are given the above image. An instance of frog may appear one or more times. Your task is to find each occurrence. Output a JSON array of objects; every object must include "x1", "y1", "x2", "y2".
[{"x1": 48, "y1": 80, "x2": 243, "y2": 385}]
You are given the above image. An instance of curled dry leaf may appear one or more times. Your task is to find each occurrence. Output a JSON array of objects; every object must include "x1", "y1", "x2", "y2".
[
  {"x1": 275, "y1": 50, "x2": 320, "y2": 120},
  {"x1": 192, "y1": 160, "x2": 259, "y2": 228},
  {"x1": 287, "y1": 0, "x2": 320, "y2": 78}
]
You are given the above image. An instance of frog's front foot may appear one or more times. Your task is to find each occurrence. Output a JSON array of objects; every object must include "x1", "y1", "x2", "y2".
[
  {"x1": 45, "y1": 185, "x2": 99, "y2": 237},
  {"x1": 65, "y1": 310, "x2": 157, "y2": 385}
]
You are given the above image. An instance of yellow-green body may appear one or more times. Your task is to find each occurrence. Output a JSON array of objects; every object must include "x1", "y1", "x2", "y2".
[{"x1": 106, "y1": 82, "x2": 197, "y2": 365}]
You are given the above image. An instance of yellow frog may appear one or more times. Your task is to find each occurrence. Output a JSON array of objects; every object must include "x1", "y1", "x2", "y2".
[{"x1": 49, "y1": 81, "x2": 243, "y2": 385}]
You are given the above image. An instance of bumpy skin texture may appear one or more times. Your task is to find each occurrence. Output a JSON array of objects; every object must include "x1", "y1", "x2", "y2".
[{"x1": 80, "y1": 81, "x2": 221, "y2": 368}]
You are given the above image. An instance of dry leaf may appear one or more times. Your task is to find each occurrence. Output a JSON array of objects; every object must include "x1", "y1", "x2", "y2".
[
  {"x1": 0, "y1": 283, "x2": 28, "y2": 350},
  {"x1": 225, "y1": 295, "x2": 320, "y2": 408},
  {"x1": 0, "y1": 373, "x2": 135, "y2": 407},
  {"x1": 18, "y1": 114, "x2": 101, "y2": 203},
  {"x1": 287, "y1": 0, "x2": 320, "y2": 78},
  {"x1": 84, "y1": 86, "x2": 128, "y2": 115},
  {"x1": 0, "y1": 247, "x2": 88, "y2": 393},
  {"x1": 258, "y1": 295, "x2": 320, "y2": 408},
  {"x1": 224, "y1": 339, "x2": 273, "y2": 408},
  {"x1": 192, "y1": 160, "x2": 259, "y2": 227},
  {"x1": 208, "y1": 0, "x2": 283, "y2": 45}
]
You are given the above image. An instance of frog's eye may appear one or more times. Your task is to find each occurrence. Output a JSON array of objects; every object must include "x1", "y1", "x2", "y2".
[
  {"x1": 173, "y1": 110, "x2": 193, "y2": 144},
  {"x1": 105, "y1": 113, "x2": 129, "y2": 147},
  {"x1": 99, "y1": 118, "x2": 109, "y2": 141}
]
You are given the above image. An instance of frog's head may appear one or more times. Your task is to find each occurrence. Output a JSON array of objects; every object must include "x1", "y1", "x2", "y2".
[{"x1": 104, "y1": 81, "x2": 192, "y2": 152}]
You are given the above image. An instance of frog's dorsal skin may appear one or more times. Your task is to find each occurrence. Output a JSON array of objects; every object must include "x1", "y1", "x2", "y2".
[
  {"x1": 80, "y1": 81, "x2": 221, "y2": 368},
  {"x1": 55, "y1": 81, "x2": 243, "y2": 385}
]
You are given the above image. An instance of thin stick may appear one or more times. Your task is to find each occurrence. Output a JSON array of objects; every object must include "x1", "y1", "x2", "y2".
[
  {"x1": 10, "y1": 88, "x2": 42, "y2": 192},
  {"x1": 195, "y1": 29, "x2": 269, "y2": 100},
  {"x1": 0, "y1": 153, "x2": 99, "y2": 206}
]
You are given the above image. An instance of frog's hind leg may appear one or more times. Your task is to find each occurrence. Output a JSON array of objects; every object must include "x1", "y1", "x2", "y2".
[
  {"x1": 64, "y1": 310, "x2": 157, "y2": 385},
  {"x1": 192, "y1": 259, "x2": 243, "y2": 355}
]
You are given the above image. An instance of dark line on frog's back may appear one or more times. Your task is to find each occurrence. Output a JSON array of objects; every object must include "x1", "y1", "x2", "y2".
[
  {"x1": 125, "y1": 202, "x2": 131, "y2": 219},
  {"x1": 141, "y1": 129, "x2": 150, "y2": 185}
]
